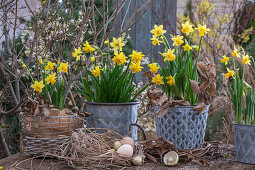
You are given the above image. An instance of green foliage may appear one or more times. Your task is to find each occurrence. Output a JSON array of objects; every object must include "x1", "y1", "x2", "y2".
[
  {"x1": 76, "y1": 64, "x2": 147, "y2": 103},
  {"x1": 75, "y1": 41, "x2": 148, "y2": 103},
  {"x1": 153, "y1": 34, "x2": 201, "y2": 105}
]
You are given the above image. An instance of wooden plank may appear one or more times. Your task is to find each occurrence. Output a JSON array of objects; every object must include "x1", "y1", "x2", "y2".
[
  {"x1": 151, "y1": 0, "x2": 169, "y2": 66},
  {"x1": 135, "y1": 0, "x2": 152, "y2": 83},
  {"x1": 122, "y1": 0, "x2": 137, "y2": 51}
]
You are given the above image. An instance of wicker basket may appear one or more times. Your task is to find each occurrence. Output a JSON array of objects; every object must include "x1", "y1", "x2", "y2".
[{"x1": 19, "y1": 113, "x2": 83, "y2": 155}]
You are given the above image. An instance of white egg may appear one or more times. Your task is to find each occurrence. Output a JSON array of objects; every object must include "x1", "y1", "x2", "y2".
[
  {"x1": 133, "y1": 155, "x2": 143, "y2": 166},
  {"x1": 163, "y1": 151, "x2": 179, "y2": 166},
  {"x1": 113, "y1": 141, "x2": 122, "y2": 150},
  {"x1": 116, "y1": 144, "x2": 133, "y2": 158},
  {"x1": 120, "y1": 137, "x2": 135, "y2": 148}
]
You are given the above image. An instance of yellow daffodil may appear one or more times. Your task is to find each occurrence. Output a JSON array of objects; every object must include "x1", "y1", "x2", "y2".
[
  {"x1": 163, "y1": 49, "x2": 175, "y2": 61},
  {"x1": 151, "y1": 35, "x2": 163, "y2": 46},
  {"x1": 221, "y1": 55, "x2": 229, "y2": 65},
  {"x1": 31, "y1": 80, "x2": 45, "y2": 93},
  {"x1": 112, "y1": 52, "x2": 127, "y2": 65},
  {"x1": 195, "y1": 46, "x2": 199, "y2": 51},
  {"x1": 166, "y1": 75, "x2": 175, "y2": 86},
  {"x1": 171, "y1": 35, "x2": 184, "y2": 46},
  {"x1": 148, "y1": 63, "x2": 160, "y2": 73},
  {"x1": 39, "y1": 59, "x2": 43, "y2": 65},
  {"x1": 22, "y1": 64, "x2": 26, "y2": 68},
  {"x1": 72, "y1": 47, "x2": 82, "y2": 61},
  {"x1": 104, "y1": 38, "x2": 109, "y2": 44},
  {"x1": 196, "y1": 24, "x2": 210, "y2": 36},
  {"x1": 82, "y1": 41, "x2": 95, "y2": 53},
  {"x1": 58, "y1": 62, "x2": 69, "y2": 73},
  {"x1": 181, "y1": 21, "x2": 194, "y2": 36},
  {"x1": 110, "y1": 37, "x2": 125, "y2": 52},
  {"x1": 91, "y1": 56, "x2": 95, "y2": 62},
  {"x1": 183, "y1": 44, "x2": 192, "y2": 51},
  {"x1": 242, "y1": 55, "x2": 251, "y2": 65},
  {"x1": 45, "y1": 61, "x2": 55, "y2": 71},
  {"x1": 45, "y1": 73, "x2": 56, "y2": 85},
  {"x1": 150, "y1": 25, "x2": 167, "y2": 37},
  {"x1": 152, "y1": 74, "x2": 164, "y2": 85},
  {"x1": 232, "y1": 46, "x2": 240, "y2": 58},
  {"x1": 130, "y1": 62, "x2": 143, "y2": 73},
  {"x1": 225, "y1": 68, "x2": 234, "y2": 79},
  {"x1": 91, "y1": 66, "x2": 101, "y2": 77},
  {"x1": 129, "y1": 50, "x2": 144, "y2": 62}
]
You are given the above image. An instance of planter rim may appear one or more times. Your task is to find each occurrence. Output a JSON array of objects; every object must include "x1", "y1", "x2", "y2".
[
  {"x1": 84, "y1": 99, "x2": 140, "y2": 106},
  {"x1": 154, "y1": 104, "x2": 210, "y2": 108},
  {"x1": 232, "y1": 121, "x2": 255, "y2": 127},
  {"x1": 19, "y1": 113, "x2": 80, "y2": 118}
]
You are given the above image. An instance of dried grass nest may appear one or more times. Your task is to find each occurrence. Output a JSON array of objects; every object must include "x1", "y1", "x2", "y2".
[{"x1": 47, "y1": 127, "x2": 213, "y2": 169}]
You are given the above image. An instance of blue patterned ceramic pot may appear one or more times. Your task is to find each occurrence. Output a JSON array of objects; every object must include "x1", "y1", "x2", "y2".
[
  {"x1": 154, "y1": 105, "x2": 209, "y2": 150},
  {"x1": 233, "y1": 122, "x2": 255, "y2": 164},
  {"x1": 85, "y1": 100, "x2": 139, "y2": 140}
]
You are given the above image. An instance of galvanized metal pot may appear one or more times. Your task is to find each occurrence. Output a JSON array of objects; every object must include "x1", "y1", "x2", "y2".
[
  {"x1": 85, "y1": 100, "x2": 139, "y2": 140},
  {"x1": 154, "y1": 105, "x2": 209, "y2": 150},
  {"x1": 233, "y1": 122, "x2": 255, "y2": 164}
]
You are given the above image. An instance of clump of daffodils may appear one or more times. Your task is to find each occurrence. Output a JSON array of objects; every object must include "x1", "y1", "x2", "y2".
[
  {"x1": 148, "y1": 22, "x2": 210, "y2": 105},
  {"x1": 74, "y1": 37, "x2": 148, "y2": 103},
  {"x1": 222, "y1": 47, "x2": 255, "y2": 125},
  {"x1": 22, "y1": 59, "x2": 69, "y2": 109}
]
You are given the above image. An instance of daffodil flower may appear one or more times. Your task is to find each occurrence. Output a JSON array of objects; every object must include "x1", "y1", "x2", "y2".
[
  {"x1": 45, "y1": 61, "x2": 55, "y2": 71},
  {"x1": 31, "y1": 80, "x2": 45, "y2": 93},
  {"x1": 151, "y1": 35, "x2": 163, "y2": 46},
  {"x1": 104, "y1": 38, "x2": 109, "y2": 44},
  {"x1": 58, "y1": 62, "x2": 69, "y2": 73},
  {"x1": 82, "y1": 41, "x2": 95, "y2": 53},
  {"x1": 45, "y1": 73, "x2": 56, "y2": 85},
  {"x1": 242, "y1": 55, "x2": 251, "y2": 65},
  {"x1": 183, "y1": 44, "x2": 192, "y2": 51},
  {"x1": 91, "y1": 56, "x2": 95, "y2": 62},
  {"x1": 166, "y1": 75, "x2": 175, "y2": 86},
  {"x1": 152, "y1": 74, "x2": 164, "y2": 85},
  {"x1": 110, "y1": 37, "x2": 125, "y2": 52},
  {"x1": 72, "y1": 47, "x2": 82, "y2": 61},
  {"x1": 129, "y1": 62, "x2": 143, "y2": 73},
  {"x1": 91, "y1": 66, "x2": 101, "y2": 77},
  {"x1": 171, "y1": 35, "x2": 184, "y2": 46},
  {"x1": 221, "y1": 55, "x2": 229, "y2": 65},
  {"x1": 148, "y1": 63, "x2": 160, "y2": 73},
  {"x1": 112, "y1": 52, "x2": 127, "y2": 65},
  {"x1": 232, "y1": 46, "x2": 240, "y2": 58},
  {"x1": 181, "y1": 21, "x2": 194, "y2": 36},
  {"x1": 225, "y1": 68, "x2": 234, "y2": 79},
  {"x1": 196, "y1": 24, "x2": 210, "y2": 36},
  {"x1": 163, "y1": 49, "x2": 175, "y2": 61},
  {"x1": 150, "y1": 25, "x2": 167, "y2": 37},
  {"x1": 129, "y1": 50, "x2": 144, "y2": 62}
]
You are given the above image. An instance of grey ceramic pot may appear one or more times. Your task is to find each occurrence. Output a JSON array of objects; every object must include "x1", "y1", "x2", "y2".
[
  {"x1": 85, "y1": 100, "x2": 139, "y2": 140},
  {"x1": 233, "y1": 122, "x2": 255, "y2": 164},
  {"x1": 154, "y1": 105, "x2": 209, "y2": 150}
]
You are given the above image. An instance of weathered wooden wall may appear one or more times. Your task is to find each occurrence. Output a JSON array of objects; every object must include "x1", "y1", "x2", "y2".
[{"x1": 114, "y1": 0, "x2": 177, "y2": 82}]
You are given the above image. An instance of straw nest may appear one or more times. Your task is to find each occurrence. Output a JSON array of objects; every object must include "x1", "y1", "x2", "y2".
[{"x1": 49, "y1": 128, "x2": 133, "y2": 169}]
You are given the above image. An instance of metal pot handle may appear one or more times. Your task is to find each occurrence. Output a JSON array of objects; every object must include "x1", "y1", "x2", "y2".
[{"x1": 129, "y1": 123, "x2": 146, "y2": 141}]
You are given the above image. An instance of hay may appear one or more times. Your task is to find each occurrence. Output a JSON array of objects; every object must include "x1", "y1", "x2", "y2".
[{"x1": 48, "y1": 128, "x2": 133, "y2": 169}]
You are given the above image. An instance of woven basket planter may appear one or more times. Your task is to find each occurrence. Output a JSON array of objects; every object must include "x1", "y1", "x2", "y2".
[
  {"x1": 154, "y1": 105, "x2": 209, "y2": 150},
  {"x1": 233, "y1": 122, "x2": 255, "y2": 164},
  {"x1": 19, "y1": 113, "x2": 83, "y2": 156}
]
